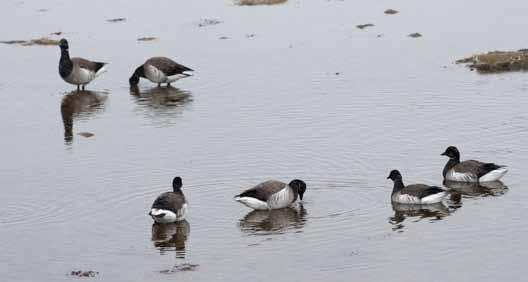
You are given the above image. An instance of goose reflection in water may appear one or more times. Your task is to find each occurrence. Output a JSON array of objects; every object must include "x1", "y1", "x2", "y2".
[
  {"x1": 443, "y1": 180, "x2": 508, "y2": 198},
  {"x1": 130, "y1": 86, "x2": 192, "y2": 127},
  {"x1": 443, "y1": 180, "x2": 508, "y2": 208},
  {"x1": 389, "y1": 202, "x2": 450, "y2": 232},
  {"x1": 60, "y1": 90, "x2": 107, "y2": 144},
  {"x1": 151, "y1": 220, "x2": 190, "y2": 258},
  {"x1": 238, "y1": 204, "x2": 307, "y2": 235},
  {"x1": 130, "y1": 86, "x2": 192, "y2": 110}
]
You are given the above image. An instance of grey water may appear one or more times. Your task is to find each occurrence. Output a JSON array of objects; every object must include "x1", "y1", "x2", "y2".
[{"x1": 1, "y1": 0, "x2": 527, "y2": 281}]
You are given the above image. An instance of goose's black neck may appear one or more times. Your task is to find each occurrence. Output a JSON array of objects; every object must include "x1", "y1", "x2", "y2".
[
  {"x1": 59, "y1": 48, "x2": 73, "y2": 78},
  {"x1": 443, "y1": 157, "x2": 460, "y2": 177},
  {"x1": 392, "y1": 178, "x2": 405, "y2": 195},
  {"x1": 172, "y1": 177, "x2": 183, "y2": 193},
  {"x1": 129, "y1": 65, "x2": 145, "y2": 87},
  {"x1": 134, "y1": 65, "x2": 145, "y2": 78}
]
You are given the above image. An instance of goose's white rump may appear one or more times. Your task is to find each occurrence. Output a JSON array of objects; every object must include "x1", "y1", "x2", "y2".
[
  {"x1": 479, "y1": 167, "x2": 508, "y2": 182},
  {"x1": 234, "y1": 196, "x2": 269, "y2": 210}
]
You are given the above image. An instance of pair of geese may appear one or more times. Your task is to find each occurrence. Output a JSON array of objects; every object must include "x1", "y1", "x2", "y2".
[
  {"x1": 150, "y1": 146, "x2": 508, "y2": 223},
  {"x1": 58, "y1": 39, "x2": 193, "y2": 90}
]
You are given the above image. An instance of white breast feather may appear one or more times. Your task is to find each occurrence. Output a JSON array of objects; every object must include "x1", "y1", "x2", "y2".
[
  {"x1": 392, "y1": 193, "x2": 421, "y2": 204},
  {"x1": 446, "y1": 169, "x2": 477, "y2": 182},
  {"x1": 267, "y1": 186, "x2": 295, "y2": 209},
  {"x1": 65, "y1": 67, "x2": 95, "y2": 85},
  {"x1": 145, "y1": 65, "x2": 167, "y2": 83}
]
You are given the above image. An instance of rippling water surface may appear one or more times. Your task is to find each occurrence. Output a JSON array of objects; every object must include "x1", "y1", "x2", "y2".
[{"x1": 1, "y1": 0, "x2": 528, "y2": 281}]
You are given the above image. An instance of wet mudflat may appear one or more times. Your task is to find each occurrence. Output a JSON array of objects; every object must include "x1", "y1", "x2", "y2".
[{"x1": 1, "y1": 0, "x2": 528, "y2": 282}]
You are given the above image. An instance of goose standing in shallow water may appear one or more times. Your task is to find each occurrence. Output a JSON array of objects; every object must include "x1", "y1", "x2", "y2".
[
  {"x1": 387, "y1": 170, "x2": 447, "y2": 204},
  {"x1": 149, "y1": 177, "x2": 187, "y2": 223},
  {"x1": 441, "y1": 146, "x2": 508, "y2": 182},
  {"x1": 234, "y1": 179, "x2": 306, "y2": 210},
  {"x1": 129, "y1": 57, "x2": 193, "y2": 87},
  {"x1": 58, "y1": 39, "x2": 107, "y2": 90}
]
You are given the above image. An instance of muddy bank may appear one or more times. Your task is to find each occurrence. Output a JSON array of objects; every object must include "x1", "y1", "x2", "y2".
[
  {"x1": 0, "y1": 37, "x2": 59, "y2": 46},
  {"x1": 457, "y1": 50, "x2": 528, "y2": 73},
  {"x1": 357, "y1": 23, "x2": 375, "y2": 30},
  {"x1": 237, "y1": 0, "x2": 287, "y2": 5}
]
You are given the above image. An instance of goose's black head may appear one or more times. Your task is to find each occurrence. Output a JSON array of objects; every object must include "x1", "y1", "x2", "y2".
[
  {"x1": 129, "y1": 65, "x2": 144, "y2": 87},
  {"x1": 441, "y1": 146, "x2": 460, "y2": 160},
  {"x1": 59, "y1": 39, "x2": 69, "y2": 50},
  {"x1": 387, "y1": 170, "x2": 402, "y2": 181},
  {"x1": 172, "y1": 176, "x2": 183, "y2": 192},
  {"x1": 289, "y1": 179, "x2": 307, "y2": 200}
]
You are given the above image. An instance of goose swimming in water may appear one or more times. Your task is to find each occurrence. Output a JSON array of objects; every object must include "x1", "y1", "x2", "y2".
[
  {"x1": 387, "y1": 170, "x2": 447, "y2": 204},
  {"x1": 149, "y1": 177, "x2": 187, "y2": 223},
  {"x1": 441, "y1": 146, "x2": 508, "y2": 183},
  {"x1": 58, "y1": 39, "x2": 107, "y2": 90},
  {"x1": 234, "y1": 179, "x2": 306, "y2": 210}
]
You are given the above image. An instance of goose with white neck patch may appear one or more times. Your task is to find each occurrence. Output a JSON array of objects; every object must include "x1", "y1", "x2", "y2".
[
  {"x1": 387, "y1": 170, "x2": 447, "y2": 204},
  {"x1": 441, "y1": 146, "x2": 508, "y2": 183},
  {"x1": 58, "y1": 39, "x2": 107, "y2": 90},
  {"x1": 234, "y1": 179, "x2": 307, "y2": 210}
]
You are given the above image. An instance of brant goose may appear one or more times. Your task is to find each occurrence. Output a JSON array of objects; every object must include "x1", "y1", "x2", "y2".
[
  {"x1": 234, "y1": 179, "x2": 306, "y2": 210},
  {"x1": 58, "y1": 39, "x2": 107, "y2": 90},
  {"x1": 149, "y1": 177, "x2": 187, "y2": 223},
  {"x1": 441, "y1": 146, "x2": 508, "y2": 182},
  {"x1": 129, "y1": 57, "x2": 193, "y2": 87},
  {"x1": 387, "y1": 170, "x2": 447, "y2": 204}
]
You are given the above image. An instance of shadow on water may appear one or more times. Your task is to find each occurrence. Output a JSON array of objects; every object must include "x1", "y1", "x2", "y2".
[
  {"x1": 238, "y1": 204, "x2": 307, "y2": 235},
  {"x1": 151, "y1": 220, "x2": 190, "y2": 258},
  {"x1": 389, "y1": 202, "x2": 450, "y2": 232},
  {"x1": 60, "y1": 90, "x2": 107, "y2": 144},
  {"x1": 443, "y1": 180, "x2": 508, "y2": 209}
]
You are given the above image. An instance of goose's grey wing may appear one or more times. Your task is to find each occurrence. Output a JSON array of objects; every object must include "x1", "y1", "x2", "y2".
[
  {"x1": 147, "y1": 57, "x2": 193, "y2": 76},
  {"x1": 401, "y1": 184, "x2": 445, "y2": 199},
  {"x1": 456, "y1": 160, "x2": 503, "y2": 178},
  {"x1": 151, "y1": 192, "x2": 186, "y2": 213},
  {"x1": 71, "y1": 57, "x2": 106, "y2": 72},
  {"x1": 236, "y1": 180, "x2": 286, "y2": 202}
]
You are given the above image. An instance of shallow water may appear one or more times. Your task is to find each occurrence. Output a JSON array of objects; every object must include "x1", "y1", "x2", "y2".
[{"x1": 1, "y1": 0, "x2": 528, "y2": 281}]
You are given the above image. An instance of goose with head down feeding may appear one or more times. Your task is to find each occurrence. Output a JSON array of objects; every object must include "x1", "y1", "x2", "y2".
[
  {"x1": 129, "y1": 57, "x2": 193, "y2": 88},
  {"x1": 234, "y1": 179, "x2": 306, "y2": 210},
  {"x1": 441, "y1": 146, "x2": 508, "y2": 183}
]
